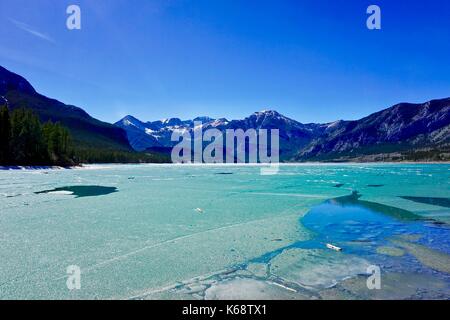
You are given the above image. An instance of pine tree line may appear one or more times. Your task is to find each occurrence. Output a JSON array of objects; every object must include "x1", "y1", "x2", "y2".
[
  {"x1": 72, "y1": 148, "x2": 169, "y2": 164},
  {"x1": 0, "y1": 106, "x2": 171, "y2": 166},
  {"x1": 0, "y1": 106, "x2": 73, "y2": 166}
]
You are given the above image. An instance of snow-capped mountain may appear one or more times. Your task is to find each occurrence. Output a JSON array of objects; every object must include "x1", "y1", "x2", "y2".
[
  {"x1": 115, "y1": 98, "x2": 450, "y2": 161},
  {"x1": 115, "y1": 110, "x2": 315, "y2": 158},
  {"x1": 115, "y1": 115, "x2": 214, "y2": 151}
]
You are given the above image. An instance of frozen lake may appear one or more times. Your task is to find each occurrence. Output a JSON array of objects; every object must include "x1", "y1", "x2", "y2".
[{"x1": 1, "y1": 164, "x2": 449, "y2": 299}]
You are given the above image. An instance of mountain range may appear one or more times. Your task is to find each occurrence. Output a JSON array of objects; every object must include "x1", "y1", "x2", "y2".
[
  {"x1": 116, "y1": 99, "x2": 450, "y2": 162},
  {"x1": 1, "y1": 65, "x2": 448, "y2": 162}
]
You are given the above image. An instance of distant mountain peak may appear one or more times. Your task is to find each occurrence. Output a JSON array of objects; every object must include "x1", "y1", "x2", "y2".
[
  {"x1": 115, "y1": 109, "x2": 316, "y2": 154},
  {"x1": 259, "y1": 109, "x2": 278, "y2": 113},
  {"x1": 116, "y1": 98, "x2": 450, "y2": 161},
  {"x1": 121, "y1": 115, "x2": 141, "y2": 122},
  {"x1": 254, "y1": 109, "x2": 280, "y2": 117},
  {"x1": 193, "y1": 116, "x2": 214, "y2": 123}
]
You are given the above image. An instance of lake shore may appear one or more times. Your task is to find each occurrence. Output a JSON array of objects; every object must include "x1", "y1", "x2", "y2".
[
  {"x1": 1, "y1": 161, "x2": 450, "y2": 171},
  {"x1": 0, "y1": 165, "x2": 69, "y2": 170}
]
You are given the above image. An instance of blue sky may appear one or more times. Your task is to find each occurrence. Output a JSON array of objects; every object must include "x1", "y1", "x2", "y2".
[{"x1": 0, "y1": 0, "x2": 449, "y2": 123}]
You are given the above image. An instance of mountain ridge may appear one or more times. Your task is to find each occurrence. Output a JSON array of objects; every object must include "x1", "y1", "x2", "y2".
[
  {"x1": 116, "y1": 98, "x2": 450, "y2": 162},
  {"x1": 1, "y1": 65, "x2": 448, "y2": 162},
  {"x1": 0, "y1": 65, "x2": 132, "y2": 151}
]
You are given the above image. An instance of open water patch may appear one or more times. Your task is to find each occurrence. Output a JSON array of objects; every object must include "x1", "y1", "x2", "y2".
[{"x1": 35, "y1": 185, "x2": 118, "y2": 198}]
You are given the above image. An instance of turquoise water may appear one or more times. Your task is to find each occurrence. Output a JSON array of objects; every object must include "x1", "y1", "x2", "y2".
[{"x1": 0, "y1": 164, "x2": 449, "y2": 299}]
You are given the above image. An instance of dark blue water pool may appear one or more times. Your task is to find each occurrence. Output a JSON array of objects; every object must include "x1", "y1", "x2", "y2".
[{"x1": 250, "y1": 191, "x2": 450, "y2": 283}]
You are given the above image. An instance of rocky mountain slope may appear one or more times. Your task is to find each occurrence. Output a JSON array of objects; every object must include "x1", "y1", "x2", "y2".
[
  {"x1": 116, "y1": 110, "x2": 320, "y2": 159},
  {"x1": 0, "y1": 65, "x2": 131, "y2": 151},
  {"x1": 117, "y1": 98, "x2": 450, "y2": 162},
  {"x1": 298, "y1": 98, "x2": 450, "y2": 161}
]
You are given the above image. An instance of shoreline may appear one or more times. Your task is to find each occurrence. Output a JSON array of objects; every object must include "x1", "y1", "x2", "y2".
[
  {"x1": 1, "y1": 161, "x2": 449, "y2": 171},
  {"x1": 0, "y1": 165, "x2": 80, "y2": 171}
]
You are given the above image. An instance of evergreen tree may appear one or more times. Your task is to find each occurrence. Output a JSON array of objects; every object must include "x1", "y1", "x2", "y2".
[
  {"x1": 42, "y1": 121, "x2": 71, "y2": 164},
  {"x1": 10, "y1": 109, "x2": 46, "y2": 165},
  {"x1": 1, "y1": 107, "x2": 168, "y2": 166},
  {"x1": 0, "y1": 105, "x2": 11, "y2": 164}
]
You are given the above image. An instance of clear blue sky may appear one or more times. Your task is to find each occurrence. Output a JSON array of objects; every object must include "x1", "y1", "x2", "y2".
[{"x1": 0, "y1": 0, "x2": 449, "y2": 123}]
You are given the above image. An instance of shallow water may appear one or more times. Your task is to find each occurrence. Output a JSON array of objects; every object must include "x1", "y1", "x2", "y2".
[{"x1": 0, "y1": 164, "x2": 449, "y2": 299}]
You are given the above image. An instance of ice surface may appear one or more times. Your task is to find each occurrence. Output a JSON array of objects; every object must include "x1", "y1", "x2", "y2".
[
  {"x1": 269, "y1": 248, "x2": 371, "y2": 289},
  {"x1": 204, "y1": 278, "x2": 309, "y2": 300},
  {"x1": 0, "y1": 164, "x2": 449, "y2": 299}
]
